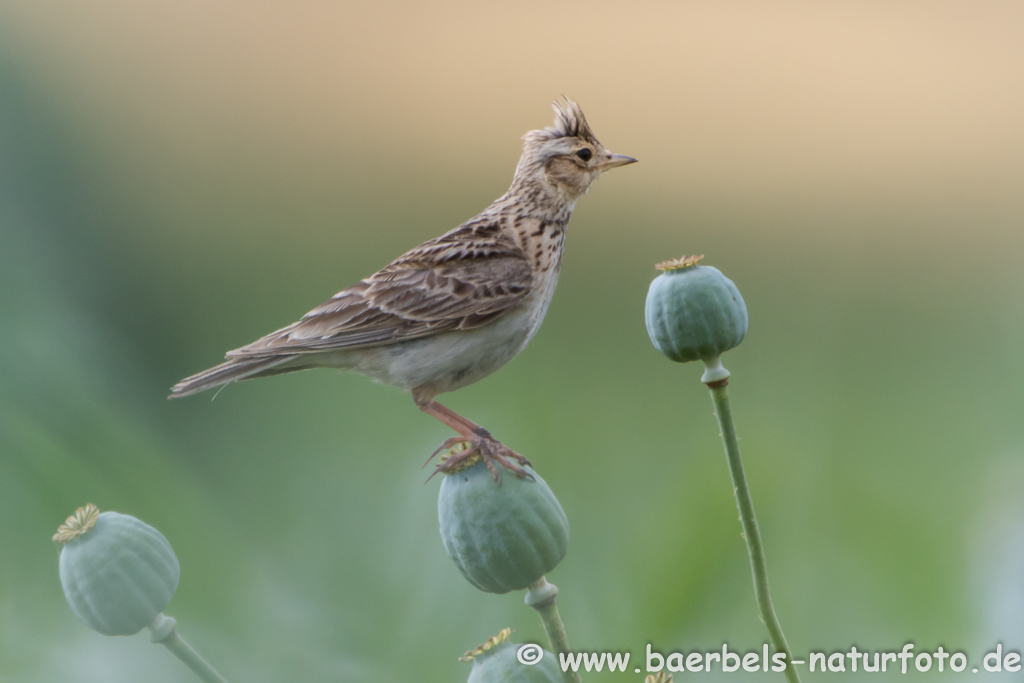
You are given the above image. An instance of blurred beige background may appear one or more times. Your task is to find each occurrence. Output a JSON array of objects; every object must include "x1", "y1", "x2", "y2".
[{"x1": 6, "y1": 1, "x2": 1023, "y2": 209}]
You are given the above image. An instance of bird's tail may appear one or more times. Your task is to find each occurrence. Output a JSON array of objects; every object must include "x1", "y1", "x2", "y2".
[{"x1": 169, "y1": 356, "x2": 295, "y2": 399}]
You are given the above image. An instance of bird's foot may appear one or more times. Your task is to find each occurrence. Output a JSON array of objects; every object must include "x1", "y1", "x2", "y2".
[{"x1": 425, "y1": 428, "x2": 533, "y2": 485}]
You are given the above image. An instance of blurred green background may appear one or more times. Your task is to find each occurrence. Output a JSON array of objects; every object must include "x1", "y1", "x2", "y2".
[{"x1": 2, "y1": 1, "x2": 1023, "y2": 681}]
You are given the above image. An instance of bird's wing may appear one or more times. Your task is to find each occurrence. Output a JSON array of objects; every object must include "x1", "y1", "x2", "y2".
[{"x1": 226, "y1": 227, "x2": 533, "y2": 358}]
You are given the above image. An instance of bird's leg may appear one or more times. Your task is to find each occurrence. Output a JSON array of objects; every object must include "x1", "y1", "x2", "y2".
[{"x1": 417, "y1": 400, "x2": 532, "y2": 482}]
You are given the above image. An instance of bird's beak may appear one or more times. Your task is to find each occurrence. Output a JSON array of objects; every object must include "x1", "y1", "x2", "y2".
[{"x1": 598, "y1": 153, "x2": 638, "y2": 170}]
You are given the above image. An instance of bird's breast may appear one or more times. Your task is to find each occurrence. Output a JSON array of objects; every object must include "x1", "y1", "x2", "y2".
[
  {"x1": 520, "y1": 257, "x2": 561, "y2": 341},
  {"x1": 513, "y1": 216, "x2": 567, "y2": 343}
]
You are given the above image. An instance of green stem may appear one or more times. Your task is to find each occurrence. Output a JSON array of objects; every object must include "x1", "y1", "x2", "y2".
[
  {"x1": 526, "y1": 577, "x2": 580, "y2": 683},
  {"x1": 707, "y1": 378, "x2": 801, "y2": 683},
  {"x1": 149, "y1": 614, "x2": 230, "y2": 683}
]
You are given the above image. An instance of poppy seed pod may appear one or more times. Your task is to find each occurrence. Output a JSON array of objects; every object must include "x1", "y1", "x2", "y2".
[
  {"x1": 645, "y1": 255, "x2": 748, "y2": 382},
  {"x1": 439, "y1": 459, "x2": 568, "y2": 594},
  {"x1": 461, "y1": 628, "x2": 562, "y2": 683},
  {"x1": 56, "y1": 504, "x2": 180, "y2": 636}
]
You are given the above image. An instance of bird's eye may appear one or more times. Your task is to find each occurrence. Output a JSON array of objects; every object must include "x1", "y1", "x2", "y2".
[{"x1": 575, "y1": 148, "x2": 593, "y2": 162}]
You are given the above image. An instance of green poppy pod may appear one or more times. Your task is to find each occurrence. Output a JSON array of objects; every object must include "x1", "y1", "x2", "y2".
[
  {"x1": 439, "y1": 458, "x2": 569, "y2": 594},
  {"x1": 645, "y1": 255, "x2": 748, "y2": 375},
  {"x1": 461, "y1": 629, "x2": 562, "y2": 683},
  {"x1": 55, "y1": 504, "x2": 180, "y2": 636}
]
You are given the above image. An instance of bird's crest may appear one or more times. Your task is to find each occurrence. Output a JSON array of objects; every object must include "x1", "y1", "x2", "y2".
[{"x1": 522, "y1": 98, "x2": 600, "y2": 146}]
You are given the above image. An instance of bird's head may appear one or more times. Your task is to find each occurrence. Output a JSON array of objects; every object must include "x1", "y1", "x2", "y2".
[{"x1": 516, "y1": 98, "x2": 637, "y2": 202}]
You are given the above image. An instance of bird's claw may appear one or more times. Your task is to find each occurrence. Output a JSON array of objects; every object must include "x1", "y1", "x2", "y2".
[{"x1": 424, "y1": 433, "x2": 533, "y2": 485}]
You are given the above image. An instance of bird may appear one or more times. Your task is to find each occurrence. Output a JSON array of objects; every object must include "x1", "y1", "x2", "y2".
[{"x1": 170, "y1": 98, "x2": 636, "y2": 479}]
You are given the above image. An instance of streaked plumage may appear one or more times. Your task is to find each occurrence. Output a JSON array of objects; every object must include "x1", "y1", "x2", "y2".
[{"x1": 170, "y1": 99, "x2": 635, "y2": 477}]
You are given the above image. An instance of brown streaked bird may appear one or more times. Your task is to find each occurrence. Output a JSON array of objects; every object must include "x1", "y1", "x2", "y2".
[{"x1": 170, "y1": 99, "x2": 636, "y2": 478}]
